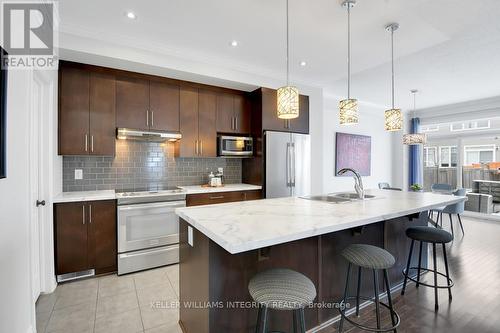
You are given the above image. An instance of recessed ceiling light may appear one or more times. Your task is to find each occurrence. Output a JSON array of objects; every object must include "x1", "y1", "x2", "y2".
[
  {"x1": 126, "y1": 11, "x2": 137, "y2": 19},
  {"x1": 299, "y1": 61, "x2": 307, "y2": 67},
  {"x1": 230, "y1": 40, "x2": 239, "y2": 47}
]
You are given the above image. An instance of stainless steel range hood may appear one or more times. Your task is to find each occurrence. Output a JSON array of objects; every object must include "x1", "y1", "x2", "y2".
[{"x1": 116, "y1": 128, "x2": 182, "y2": 142}]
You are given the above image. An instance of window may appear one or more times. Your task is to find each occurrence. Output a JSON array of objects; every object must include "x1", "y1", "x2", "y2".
[
  {"x1": 450, "y1": 120, "x2": 491, "y2": 132},
  {"x1": 464, "y1": 145, "x2": 496, "y2": 165},
  {"x1": 423, "y1": 147, "x2": 437, "y2": 167},
  {"x1": 439, "y1": 146, "x2": 458, "y2": 168},
  {"x1": 421, "y1": 125, "x2": 439, "y2": 133}
]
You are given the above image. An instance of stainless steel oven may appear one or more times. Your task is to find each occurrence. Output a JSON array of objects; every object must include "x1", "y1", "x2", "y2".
[
  {"x1": 218, "y1": 135, "x2": 253, "y2": 157},
  {"x1": 116, "y1": 189, "x2": 186, "y2": 275}
]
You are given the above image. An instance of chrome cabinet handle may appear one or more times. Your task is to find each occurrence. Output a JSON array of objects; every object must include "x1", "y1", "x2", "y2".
[
  {"x1": 91, "y1": 135, "x2": 94, "y2": 152},
  {"x1": 195, "y1": 140, "x2": 198, "y2": 155},
  {"x1": 286, "y1": 143, "x2": 291, "y2": 187},
  {"x1": 200, "y1": 140, "x2": 203, "y2": 155},
  {"x1": 82, "y1": 205, "x2": 85, "y2": 225},
  {"x1": 291, "y1": 143, "x2": 296, "y2": 187},
  {"x1": 89, "y1": 204, "x2": 92, "y2": 224},
  {"x1": 151, "y1": 110, "x2": 154, "y2": 127},
  {"x1": 85, "y1": 134, "x2": 88, "y2": 152},
  {"x1": 209, "y1": 195, "x2": 224, "y2": 200},
  {"x1": 146, "y1": 110, "x2": 149, "y2": 127},
  {"x1": 234, "y1": 116, "x2": 238, "y2": 130}
]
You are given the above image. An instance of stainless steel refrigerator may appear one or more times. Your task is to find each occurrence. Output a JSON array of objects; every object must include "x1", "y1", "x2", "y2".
[{"x1": 265, "y1": 131, "x2": 311, "y2": 198}]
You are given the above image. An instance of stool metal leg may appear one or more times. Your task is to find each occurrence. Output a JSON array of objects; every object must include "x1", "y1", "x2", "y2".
[
  {"x1": 401, "y1": 239, "x2": 415, "y2": 295},
  {"x1": 299, "y1": 308, "x2": 306, "y2": 333},
  {"x1": 439, "y1": 212, "x2": 443, "y2": 228},
  {"x1": 442, "y1": 243, "x2": 453, "y2": 301},
  {"x1": 260, "y1": 306, "x2": 268, "y2": 333},
  {"x1": 255, "y1": 305, "x2": 262, "y2": 333},
  {"x1": 373, "y1": 269, "x2": 381, "y2": 329},
  {"x1": 356, "y1": 266, "x2": 362, "y2": 316},
  {"x1": 432, "y1": 243, "x2": 439, "y2": 311},
  {"x1": 338, "y1": 263, "x2": 352, "y2": 333},
  {"x1": 383, "y1": 269, "x2": 397, "y2": 333},
  {"x1": 457, "y1": 214, "x2": 465, "y2": 235},
  {"x1": 449, "y1": 214, "x2": 454, "y2": 237},
  {"x1": 416, "y1": 241, "x2": 423, "y2": 288}
]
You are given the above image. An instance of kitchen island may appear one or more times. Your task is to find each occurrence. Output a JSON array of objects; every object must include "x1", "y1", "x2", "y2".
[{"x1": 175, "y1": 189, "x2": 465, "y2": 333}]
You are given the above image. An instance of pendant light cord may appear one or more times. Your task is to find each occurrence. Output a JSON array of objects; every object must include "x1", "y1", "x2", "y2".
[
  {"x1": 391, "y1": 28, "x2": 395, "y2": 109},
  {"x1": 286, "y1": 0, "x2": 290, "y2": 86},
  {"x1": 347, "y1": 3, "x2": 351, "y2": 99}
]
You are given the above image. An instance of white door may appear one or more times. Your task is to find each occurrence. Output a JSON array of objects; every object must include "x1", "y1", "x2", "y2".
[{"x1": 29, "y1": 71, "x2": 47, "y2": 302}]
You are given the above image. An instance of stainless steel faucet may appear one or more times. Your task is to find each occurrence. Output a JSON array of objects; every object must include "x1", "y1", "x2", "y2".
[{"x1": 337, "y1": 168, "x2": 365, "y2": 199}]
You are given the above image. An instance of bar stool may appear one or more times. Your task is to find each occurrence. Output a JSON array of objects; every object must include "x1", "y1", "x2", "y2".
[
  {"x1": 248, "y1": 268, "x2": 317, "y2": 333},
  {"x1": 401, "y1": 226, "x2": 454, "y2": 311},
  {"x1": 338, "y1": 244, "x2": 400, "y2": 333}
]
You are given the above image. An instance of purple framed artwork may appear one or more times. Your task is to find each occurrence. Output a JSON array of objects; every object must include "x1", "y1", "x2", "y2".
[{"x1": 335, "y1": 132, "x2": 371, "y2": 176}]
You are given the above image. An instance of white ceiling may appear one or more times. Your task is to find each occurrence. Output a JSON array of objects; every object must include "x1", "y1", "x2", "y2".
[{"x1": 59, "y1": 0, "x2": 500, "y2": 110}]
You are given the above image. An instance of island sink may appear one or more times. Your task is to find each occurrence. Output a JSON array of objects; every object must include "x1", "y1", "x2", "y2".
[{"x1": 301, "y1": 192, "x2": 376, "y2": 203}]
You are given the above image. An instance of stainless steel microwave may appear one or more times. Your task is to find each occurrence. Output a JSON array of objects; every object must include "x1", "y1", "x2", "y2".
[{"x1": 218, "y1": 135, "x2": 253, "y2": 157}]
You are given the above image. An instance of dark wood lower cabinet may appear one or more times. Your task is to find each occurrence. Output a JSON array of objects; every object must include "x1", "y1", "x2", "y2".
[
  {"x1": 179, "y1": 212, "x2": 428, "y2": 333},
  {"x1": 186, "y1": 190, "x2": 262, "y2": 207},
  {"x1": 55, "y1": 200, "x2": 117, "y2": 276}
]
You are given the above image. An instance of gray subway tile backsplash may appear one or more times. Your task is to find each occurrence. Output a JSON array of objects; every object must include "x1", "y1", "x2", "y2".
[{"x1": 62, "y1": 141, "x2": 242, "y2": 192}]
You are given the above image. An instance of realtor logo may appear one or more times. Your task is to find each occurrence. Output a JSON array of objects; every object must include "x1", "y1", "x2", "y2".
[{"x1": 3, "y1": 2, "x2": 53, "y2": 55}]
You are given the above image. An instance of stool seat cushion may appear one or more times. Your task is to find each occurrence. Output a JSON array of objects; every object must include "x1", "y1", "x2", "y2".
[
  {"x1": 406, "y1": 226, "x2": 453, "y2": 243},
  {"x1": 341, "y1": 244, "x2": 395, "y2": 269},
  {"x1": 248, "y1": 268, "x2": 316, "y2": 310}
]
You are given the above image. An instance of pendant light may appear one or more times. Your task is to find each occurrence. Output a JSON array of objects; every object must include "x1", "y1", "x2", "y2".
[
  {"x1": 384, "y1": 23, "x2": 403, "y2": 131},
  {"x1": 339, "y1": 0, "x2": 358, "y2": 125},
  {"x1": 403, "y1": 90, "x2": 427, "y2": 145},
  {"x1": 277, "y1": 0, "x2": 299, "y2": 119}
]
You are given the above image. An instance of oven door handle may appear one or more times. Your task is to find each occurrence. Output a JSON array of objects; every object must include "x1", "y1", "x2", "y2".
[{"x1": 118, "y1": 201, "x2": 186, "y2": 211}]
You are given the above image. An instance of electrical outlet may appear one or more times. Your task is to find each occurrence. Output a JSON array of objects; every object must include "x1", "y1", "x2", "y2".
[{"x1": 74, "y1": 169, "x2": 83, "y2": 180}]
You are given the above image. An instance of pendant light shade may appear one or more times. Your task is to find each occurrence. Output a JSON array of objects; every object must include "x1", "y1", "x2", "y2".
[
  {"x1": 384, "y1": 23, "x2": 402, "y2": 131},
  {"x1": 403, "y1": 89, "x2": 427, "y2": 145},
  {"x1": 277, "y1": 0, "x2": 299, "y2": 119},
  {"x1": 339, "y1": 0, "x2": 358, "y2": 125}
]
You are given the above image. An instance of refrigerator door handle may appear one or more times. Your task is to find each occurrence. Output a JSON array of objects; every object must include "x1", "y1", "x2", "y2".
[
  {"x1": 291, "y1": 142, "x2": 296, "y2": 187},
  {"x1": 286, "y1": 142, "x2": 291, "y2": 187}
]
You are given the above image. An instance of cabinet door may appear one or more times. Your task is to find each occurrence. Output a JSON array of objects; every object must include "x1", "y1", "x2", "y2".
[
  {"x1": 186, "y1": 191, "x2": 247, "y2": 207},
  {"x1": 288, "y1": 95, "x2": 309, "y2": 134},
  {"x1": 89, "y1": 72, "x2": 116, "y2": 156},
  {"x1": 87, "y1": 200, "x2": 117, "y2": 274},
  {"x1": 242, "y1": 190, "x2": 262, "y2": 201},
  {"x1": 58, "y1": 66, "x2": 90, "y2": 155},
  {"x1": 234, "y1": 94, "x2": 251, "y2": 134},
  {"x1": 198, "y1": 90, "x2": 217, "y2": 157},
  {"x1": 179, "y1": 87, "x2": 199, "y2": 157},
  {"x1": 261, "y1": 88, "x2": 289, "y2": 132},
  {"x1": 150, "y1": 81, "x2": 180, "y2": 132},
  {"x1": 116, "y1": 76, "x2": 150, "y2": 130},
  {"x1": 55, "y1": 202, "x2": 89, "y2": 274},
  {"x1": 216, "y1": 93, "x2": 234, "y2": 133}
]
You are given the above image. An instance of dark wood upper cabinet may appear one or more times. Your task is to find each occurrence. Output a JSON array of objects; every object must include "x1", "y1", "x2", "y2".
[
  {"x1": 216, "y1": 93, "x2": 234, "y2": 133},
  {"x1": 234, "y1": 94, "x2": 251, "y2": 134},
  {"x1": 198, "y1": 90, "x2": 217, "y2": 157},
  {"x1": 116, "y1": 76, "x2": 150, "y2": 131},
  {"x1": 59, "y1": 65, "x2": 116, "y2": 156},
  {"x1": 288, "y1": 95, "x2": 309, "y2": 134},
  {"x1": 89, "y1": 73, "x2": 116, "y2": 155},
  {"x1": 58, "y1": 67, "x2": 90, "y2": 155},
  {"x1": 87, "y1": 200, "x2": 117, "y2": 274},
  {"x1": 55, "y1": 200, "x2": 117, "y2": 276},
  {"x1": 216, "y1": 93, "x2": 251, "y2": 134},
  {"x1": 55, "y1": 202, "x2": 89, "y2": 275},
  {"x1": 149, "y1": 81, "x2": 180, "y2": 132},
  {"x1": 179, "y1": 87, "x2": 199, "y2": 157}
]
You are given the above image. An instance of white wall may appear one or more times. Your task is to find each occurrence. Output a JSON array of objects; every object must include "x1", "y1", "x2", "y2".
[
  {"x1": 0, "y1": 70, "x2": 35, "y2": 333},
  {"x1": 321, "y1": 97, "x2": 394, "y2": 194}
]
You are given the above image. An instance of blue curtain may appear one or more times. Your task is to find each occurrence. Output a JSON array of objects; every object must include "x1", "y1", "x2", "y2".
[{"x1": 409, "y1": 118, "x2": 423, "y2": 187}]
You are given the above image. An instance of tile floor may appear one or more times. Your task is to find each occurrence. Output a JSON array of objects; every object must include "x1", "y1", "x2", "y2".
[{"x1": 36, "y1": 264, "x2": 182, "y2": 333}]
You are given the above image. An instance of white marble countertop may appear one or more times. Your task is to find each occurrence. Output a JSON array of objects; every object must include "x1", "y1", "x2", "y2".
[
  {"x1": 53, "y1": 190, "x2": 116, "y2": 203},
  {"x1": 179, "y1": 183, "x2": 262, "y2": 194},
  {"x1": 175, "y1": 189, "x2": 466, "y2": 254},
  {"x1": 52, "y1": 184, "x2": 261, "y2": 203}
]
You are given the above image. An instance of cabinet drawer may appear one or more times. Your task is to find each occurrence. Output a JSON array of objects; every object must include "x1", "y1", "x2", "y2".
[{"x1": 186, "y1": 190, "x2": 262, "y2": 207}]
